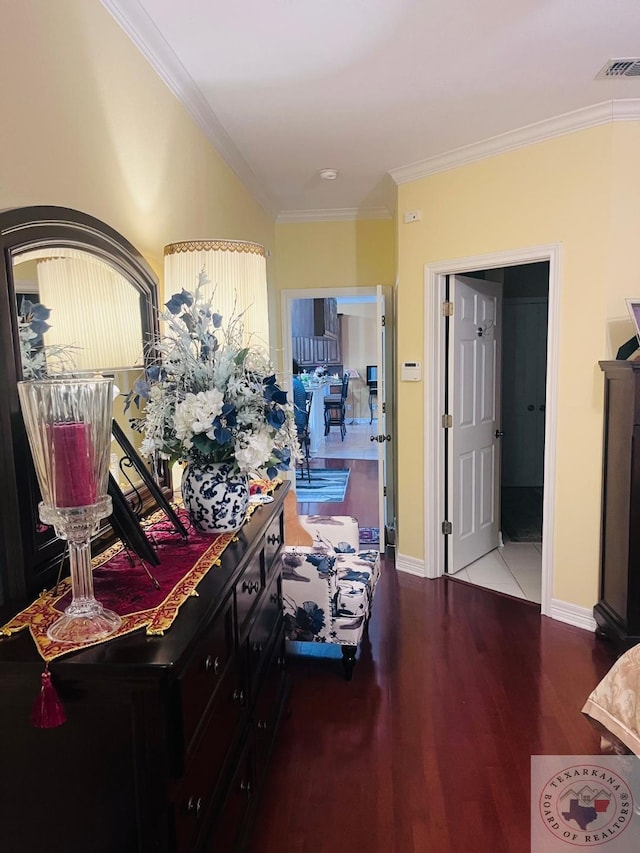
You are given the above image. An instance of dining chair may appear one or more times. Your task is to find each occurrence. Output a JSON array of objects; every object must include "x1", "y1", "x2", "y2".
[
  {"x1": 296, "y1": 391, "x2": 313, "y2": 480},
  {"x1": 323, "y1": 373, "x2": 349, "y2": 439}
]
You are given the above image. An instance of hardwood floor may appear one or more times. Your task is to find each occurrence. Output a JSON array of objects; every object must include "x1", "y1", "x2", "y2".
[{"x1": 250, "y1": 548, "x2": 617, "y2": 851}]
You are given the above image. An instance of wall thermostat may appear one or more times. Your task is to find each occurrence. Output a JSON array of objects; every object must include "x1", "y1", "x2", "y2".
[{"x1": 401, "y1": 361, "x2": 422, "y2": 381}]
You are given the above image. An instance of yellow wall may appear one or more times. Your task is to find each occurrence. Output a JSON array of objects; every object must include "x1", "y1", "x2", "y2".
[
  {"x1": 0, "y1": 0, "x2": 274, "y2": 295},
  {"x1": 608, "y1": 123, "x2": 640, "y2": 351},
  {"x1": 274, "y1": 219, "x2": 396, "y2": 366},
  {"x1": 396, "y1": 123, "x2": 640, "y2": 608}
]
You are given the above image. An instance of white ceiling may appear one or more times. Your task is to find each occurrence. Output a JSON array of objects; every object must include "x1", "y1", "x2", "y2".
[{"x1": 103, "y1": 0, "x2": 640, "y2": 220}]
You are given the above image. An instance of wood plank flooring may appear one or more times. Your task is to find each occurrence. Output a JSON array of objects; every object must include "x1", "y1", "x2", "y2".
[{"x1": 250, "y1": 535, "x2": 617, "y2": 851}]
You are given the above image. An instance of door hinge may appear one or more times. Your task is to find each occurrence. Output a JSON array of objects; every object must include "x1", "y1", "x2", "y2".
[
  {"x1": 381, "y1": 314, "x2": 386, "y2": 327},
  {"x1": 383, "y1": 486, "x2": 387, "y2": 497},
  {"x1": 442, "y1": 520, "x2": 452, "y2": 535},
  {"x1": 382, "y1": 401, "x2": 386, "y2": 414},
  {"x1": 442, "y1": 301, "x2": 453, "y2": 317},
  {"x1": 441, "y1": 414, "x2": 452, "y2": 428}
]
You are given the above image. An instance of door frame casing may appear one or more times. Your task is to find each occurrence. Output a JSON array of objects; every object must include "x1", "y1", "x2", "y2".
[{"x1": 423, "y1": 245, "x2": 561, "y2": 617}]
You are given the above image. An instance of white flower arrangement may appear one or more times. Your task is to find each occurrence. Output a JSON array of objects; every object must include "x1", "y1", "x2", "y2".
[{"x1": 126, "y1": 271, "x2": 300, "y2": 479}]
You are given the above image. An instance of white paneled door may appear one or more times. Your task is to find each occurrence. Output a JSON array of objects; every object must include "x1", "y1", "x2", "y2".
[{"x1": 449, "y1": 276, "x2": 502, "y2": 573}]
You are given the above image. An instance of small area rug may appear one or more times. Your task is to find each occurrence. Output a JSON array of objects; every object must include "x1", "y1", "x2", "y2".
[
  {"x1": 296, "y1": 468, "x2": 349, "y2": 503},
  {"x1": 359, "y1": 527, "x2": 380, "y2": 545}
]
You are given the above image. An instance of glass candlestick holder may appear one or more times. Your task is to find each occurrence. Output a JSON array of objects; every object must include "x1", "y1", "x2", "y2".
[{"x1": 17, "y1": 377, "x2": 122, "y2": 644}]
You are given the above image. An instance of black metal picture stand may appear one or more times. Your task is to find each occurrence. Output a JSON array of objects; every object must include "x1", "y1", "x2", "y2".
[{"x1": 108, "y1": 420, "x2": 188, "y2": 566}]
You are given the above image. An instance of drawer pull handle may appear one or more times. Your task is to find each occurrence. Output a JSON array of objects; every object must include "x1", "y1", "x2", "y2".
[
  {"x1": 204, "y1": 655, "x2": 220, "y2": 676},
  {"x1": 257, "y1": 719, "x2": 268, "y2": 730},
  {"x1": 240, "y1": 780, "x2": 252, "y2": 798},
  {"x1": 252, "y1": 641, "x2": 263, "y2": 654},
  {"x1": 242, "y1": 579, "x2": 260, "y2": 594},
  {"x1": 232, "y1": 688, "x2": 245, "y2": 704},
  {"x1": 270, "y1": 592, "x2": 279, "y2": 604},
  {"x1": 187, "y1": 795, "x2": 202, "y2": 818},
  {"x1": 267, "y1": 533, "x2": 281, "y2": 545},
  {"x1": 277, "y1": 655, "x2": 286, "y2": 668}
]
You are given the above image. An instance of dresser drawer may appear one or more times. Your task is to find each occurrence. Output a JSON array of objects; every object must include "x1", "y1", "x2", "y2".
[
  {"x1": 247, "y1": 574, "x2": 282, "y2": 690},
  {"x1": 263, "y1": 510, "x2": 284, "y2": 576},
  {"x1": 178, "y1": 596, "x2": 234, "y2": 758},
  {"x1": 235, "y1": 550, "x2": 264, "y2": 639},
  {"x1": 172, "y1": 661, "x2": 247, "y2": 852},
  {"x1": 253, "y1": 629, "x2": 287, "y2": 777},
  {"x1": 206, "y1": 739, "x2": 254, "y2": 853}
]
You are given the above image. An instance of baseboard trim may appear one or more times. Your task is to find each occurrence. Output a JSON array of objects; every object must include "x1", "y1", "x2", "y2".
[
  {"x1": 549, "y1": 598, "x2": 597, "y2": 632},
  {"x1": 396, "y1": 553, "x2": 427, "y2": 577}
]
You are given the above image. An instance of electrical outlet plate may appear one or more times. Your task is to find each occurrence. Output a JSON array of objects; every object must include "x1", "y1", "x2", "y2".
[{"x1": 403, "y1": 209, "x2": 422, "y2": 224}]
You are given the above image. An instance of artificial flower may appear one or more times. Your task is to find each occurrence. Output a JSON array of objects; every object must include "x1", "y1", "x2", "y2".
[{"x1": 126, "y1": 270, "x2": 300, "y2": 478}]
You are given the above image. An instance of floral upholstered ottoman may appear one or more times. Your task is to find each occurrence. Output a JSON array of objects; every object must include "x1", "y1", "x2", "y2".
[{"x1": 281, "y1": 514, "x2": 381, "y2": 679}]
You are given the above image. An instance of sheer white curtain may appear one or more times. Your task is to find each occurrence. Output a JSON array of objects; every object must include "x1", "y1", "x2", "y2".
[
  {"x1": 164, "y1": 240, "x2": 269, "y2": 352},
  {"x1": 17, "y1": 248, "x2": 144, "y2": 369}
]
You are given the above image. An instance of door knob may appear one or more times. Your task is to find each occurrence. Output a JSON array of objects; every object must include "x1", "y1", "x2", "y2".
[
  {"x1": 539, "y1": 404, "x2": 545, "y2": 412},
  {"x1": 495, "y1": 430, "x2": 504, "y2": 438},
  {"x1": 527, "y1": 404, "x2": 535, "y2": 411}
]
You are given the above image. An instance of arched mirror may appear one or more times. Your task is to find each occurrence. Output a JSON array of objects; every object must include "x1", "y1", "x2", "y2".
[{"x1": 0, "y1": 206, "x2": 164, "y2": 612}]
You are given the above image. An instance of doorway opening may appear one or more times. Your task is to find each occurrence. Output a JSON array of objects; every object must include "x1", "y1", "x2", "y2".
[
  {"x1": 282, "y1": 287, "x2": 394, "y2": 548},
  {"x1": 445, "y1": 263, "x2": 548, "y2": 604},
  {"x1": 423, "y1": 244, "x2": 561, "y2": 618}
]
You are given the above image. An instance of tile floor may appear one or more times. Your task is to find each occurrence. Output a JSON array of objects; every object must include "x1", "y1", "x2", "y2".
[
  {"x1": 314, "y1": 421, "x2": 542, "y2": 605},
  {"x1": 312, "y1": 419, "x2": 378, "y2": 461},
  {"x1": 450, "y1": 542, "x2": 542, "y2": 604}
]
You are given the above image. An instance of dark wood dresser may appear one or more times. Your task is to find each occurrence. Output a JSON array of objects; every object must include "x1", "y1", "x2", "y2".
[
  {"x1": 595, "y1": 361, "x2": 640, "y2": 651},
  {"x1": 0, "y1": 482, "x2": 290, "y2": 853}
]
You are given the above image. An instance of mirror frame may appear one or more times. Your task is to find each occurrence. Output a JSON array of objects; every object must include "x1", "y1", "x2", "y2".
[{"x1": 0, "y1": 205, "x2": 164, "y2": 612}]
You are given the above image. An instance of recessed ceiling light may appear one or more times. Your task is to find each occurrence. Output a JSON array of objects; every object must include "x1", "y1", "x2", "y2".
[{"x1": 319, "y1": 169, "x2": 339, "y2": 180}]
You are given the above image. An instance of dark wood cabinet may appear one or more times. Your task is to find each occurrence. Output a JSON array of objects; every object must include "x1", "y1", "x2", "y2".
[
  {"x1": 291, "y1": 297, "x2": 338, "y2": 339},
  {"x1": 313, "y1": 297, "x2": 338, "y2": 338},
  {"x1": 595, "y1": 361, "x2": 640, "y2": 651},
  {"x1": 0, "y1": 483, "x2": 290, "y2": 853},
  {"x1": 292, "y1": 316, "x2": 342, "y2": 368},
  {"x1": 291, "y1": 298, "x2": 342, "y2": 368}
]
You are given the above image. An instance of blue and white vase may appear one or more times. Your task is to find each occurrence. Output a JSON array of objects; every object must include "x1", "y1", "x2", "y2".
[{"x1": 181, "y1": 461, "x2": 249, "y2": 534}]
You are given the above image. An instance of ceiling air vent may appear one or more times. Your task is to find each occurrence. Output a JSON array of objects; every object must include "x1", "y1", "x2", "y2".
[{"x1": 595, "y1": 59, "x2": 640, "y2": 80}]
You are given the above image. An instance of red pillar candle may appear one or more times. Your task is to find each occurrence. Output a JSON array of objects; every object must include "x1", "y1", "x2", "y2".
[{"x1": 53, "y1": 422, "x2": 96, "y2": 507}]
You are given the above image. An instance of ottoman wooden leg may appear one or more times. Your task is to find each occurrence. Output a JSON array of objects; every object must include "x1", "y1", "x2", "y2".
[{"x1": 341, "y1": 645, "x2": 356, "y2": 681}]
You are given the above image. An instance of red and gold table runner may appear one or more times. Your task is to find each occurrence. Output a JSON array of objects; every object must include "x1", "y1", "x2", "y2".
[{"x1": 0, "y1": 480, "x2": 275, "y2": 663}]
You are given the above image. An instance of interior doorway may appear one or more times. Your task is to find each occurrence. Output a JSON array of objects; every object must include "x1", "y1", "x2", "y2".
[
  {"x1": 445, "y1": 263, "x2": 549, "y2": 603},
  {"x1": 423, "y1": 244, "x2": 561, "y2": 618},
  {"x1": 281, "y1": 286, "x2": 396, "y2": 550}
]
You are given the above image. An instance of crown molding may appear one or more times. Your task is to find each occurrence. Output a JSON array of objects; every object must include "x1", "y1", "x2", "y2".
[
  {"x1": 100, "y1": 0, "x2": 277, "y2": 218},
  {"x1": 276, "y1": 206, "x2": 392, "y2": 223},
  {"x1": 611, "y1": 98, "x2": 640, "y2": 121},
  {"x1": 390, "y1": 99, "x2": 640, "y2": 185}
]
